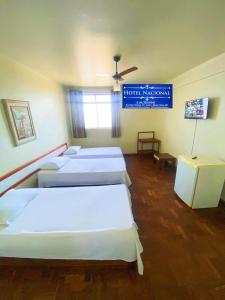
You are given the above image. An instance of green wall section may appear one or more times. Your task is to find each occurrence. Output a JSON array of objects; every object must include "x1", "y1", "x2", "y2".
[{"x1": 0, "y1": 55, "x2": 69, "y2": 177}]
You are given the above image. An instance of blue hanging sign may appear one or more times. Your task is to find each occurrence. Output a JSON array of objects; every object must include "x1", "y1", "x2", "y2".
[{"x1": 122, "y1": 84, "x2": 173, "y2": 108}]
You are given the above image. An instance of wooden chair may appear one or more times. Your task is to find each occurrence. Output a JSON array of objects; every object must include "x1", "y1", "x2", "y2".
[{"x1": 137, "y1": 131, "x2": 160, "y2": 155}]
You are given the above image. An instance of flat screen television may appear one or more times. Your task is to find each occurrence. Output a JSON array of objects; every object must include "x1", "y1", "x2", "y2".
[{"x1": 184, "y1": 98, "x2": 208, "y2": 119}]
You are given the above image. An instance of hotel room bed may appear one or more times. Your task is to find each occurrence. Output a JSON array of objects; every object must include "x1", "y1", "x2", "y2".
[
  {"x1": 64, "y1": 146, "x2": 123, "y2": 159},
  {"x1": 38, "y1": 157, "x2": 131, "y2": 187},
  {"x1": 0, "y1": 185, "x2": 143, "y2": 274}
]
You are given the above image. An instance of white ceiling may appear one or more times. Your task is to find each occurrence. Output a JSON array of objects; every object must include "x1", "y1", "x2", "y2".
[{"x1": 1, "y1": 0, "x2": 225, "y2": 87}]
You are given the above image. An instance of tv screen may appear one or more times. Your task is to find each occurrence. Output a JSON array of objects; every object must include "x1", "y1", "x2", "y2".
[{"x1": 184, "y1": 98, "x2": 208, "y2": 119}]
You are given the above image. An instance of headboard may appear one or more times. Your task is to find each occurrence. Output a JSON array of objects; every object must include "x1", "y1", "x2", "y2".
[{"x1": 0, "y1": 143, "x2": 68, "y2": 196}]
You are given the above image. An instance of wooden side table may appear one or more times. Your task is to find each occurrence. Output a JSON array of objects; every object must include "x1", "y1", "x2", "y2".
[
  {"x1": 153, "y1": 153, "x2": 176, "y2": 169},
  {"x1": 137, "y1": 131, "x2": 161, "y2": 155}
]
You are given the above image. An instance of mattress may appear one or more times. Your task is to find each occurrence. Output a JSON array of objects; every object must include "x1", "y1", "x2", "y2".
[
  {"x1": 64, "y1": 147, "x2": 123, "y2": 159},
  {"x1": 38, "y1": 158, "x2": 131, "y2": 188},
  {"x1": 0, "y1": 185, "x2": 143, "y2": 274}
]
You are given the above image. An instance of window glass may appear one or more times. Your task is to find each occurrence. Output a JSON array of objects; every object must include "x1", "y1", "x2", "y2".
[
  {"x1": 83, "y1": 103, "x2": 98, "y2": 128},
  {"x1": 96, "y1": 94, "x2": 111, "y2": 103},
  {"x1": 83, "y1": 93, "x2": 112, "y2": 129},
  {"x1": 97, "y1": 103, "x2": 111, "y2": 128},
  {"x1": 83, "y1": 95, "x2": 95, "y2": 103}
]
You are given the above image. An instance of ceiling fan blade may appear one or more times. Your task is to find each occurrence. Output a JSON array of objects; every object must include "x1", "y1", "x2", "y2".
[{"x1": 118, "y1": 66, "x2": 138, "y2": 77}]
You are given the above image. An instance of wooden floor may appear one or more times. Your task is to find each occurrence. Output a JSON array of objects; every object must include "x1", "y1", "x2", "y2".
[{"x1": 1, "y1": 155, "x2": 225, "y2": 300}]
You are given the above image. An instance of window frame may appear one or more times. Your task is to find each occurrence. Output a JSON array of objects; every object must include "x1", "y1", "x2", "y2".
[{"x1": 82, "y1": 92, "x2": 112, "y2": 129}]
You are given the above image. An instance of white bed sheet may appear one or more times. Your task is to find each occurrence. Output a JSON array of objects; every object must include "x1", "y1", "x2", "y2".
[
  {"x1": 0, "y1": 185, "x2": 143, "y2": 274},
  {"x1": 65, "y1": 147, "x2": 123, "y2": 159},
  {"x1": 38, "y1": 158, "x2": 131, "y2": 188}
]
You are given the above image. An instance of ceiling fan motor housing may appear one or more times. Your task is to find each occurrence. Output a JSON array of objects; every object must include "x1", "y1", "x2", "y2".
[
  {"x1": 113, "y1": 74, "x2": 122, "y2": 80},
  {"x1": 113, "y1": 55, "x2": 121, "y2": 62}
]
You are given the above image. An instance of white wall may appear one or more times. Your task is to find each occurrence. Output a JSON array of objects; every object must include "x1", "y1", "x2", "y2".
[
  {"x1": 0, "y1": 54, "x2": 69, "y2": 178},
  {"x1": 68, "y1": 53, "x2": 225, "y2": 159},
  {"x1": 157, "y1": 52, "x2": 225, "y2": 200},
  {"x1": 69, "y1": 86, "x2": 162, "y2": 154},
  {"x1": 68, "y1": 52, "x2": 225, "y2": 200},
  {"x1": 72, "y1": 107, "x2": 161, "y2": 154}
]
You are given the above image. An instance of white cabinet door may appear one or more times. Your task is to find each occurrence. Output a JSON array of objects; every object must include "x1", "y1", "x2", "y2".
[
  {"x1": 174, "y1": 159, "x2": 198, "y2": 207},
  {"x1": 192, "y1": 166, "x2": 225, "y2": 208}
]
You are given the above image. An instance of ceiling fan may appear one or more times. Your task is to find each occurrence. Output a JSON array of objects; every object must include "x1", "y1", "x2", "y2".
[
  {"x1": 112, "y1": 55, "x2": 138, "y2": 91},
  {"x1": 113, "y1": 55, "x2": 138, "y2": 81}
]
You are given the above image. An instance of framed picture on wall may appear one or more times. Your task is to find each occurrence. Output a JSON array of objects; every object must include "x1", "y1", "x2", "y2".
[{"x1": 3, "y1": 99, "x2": 36, "y2": 146}]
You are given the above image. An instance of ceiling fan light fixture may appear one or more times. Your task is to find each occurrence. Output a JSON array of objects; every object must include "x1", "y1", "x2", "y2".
[{"x1": 113, "y1": 80, "x2": 121, "y2": 92}]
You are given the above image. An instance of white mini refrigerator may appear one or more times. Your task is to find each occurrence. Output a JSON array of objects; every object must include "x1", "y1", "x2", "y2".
[{"x1": 174, "y1": 155, "x2": 225, "y2": 209}]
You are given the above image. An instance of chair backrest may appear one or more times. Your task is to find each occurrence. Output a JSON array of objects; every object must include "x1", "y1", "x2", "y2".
[{"x1": 137, "y1": 131, "x2": 155, "y2": 140}]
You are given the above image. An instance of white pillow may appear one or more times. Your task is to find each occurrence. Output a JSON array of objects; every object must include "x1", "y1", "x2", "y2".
[
  {"x1": 0, "y1": 189, "x2": 38, "y2": 225},
  {"x1": 41, "y1": 156, "x2": 70, "y2": 170},
  {"x1": 63, "y1": 146, "x2": 81, "y2": 155}
]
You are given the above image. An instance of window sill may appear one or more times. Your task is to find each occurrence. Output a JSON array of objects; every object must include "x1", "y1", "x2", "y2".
[{"x1": 86, "y1": 128, "x2": 112, "y2": 130}]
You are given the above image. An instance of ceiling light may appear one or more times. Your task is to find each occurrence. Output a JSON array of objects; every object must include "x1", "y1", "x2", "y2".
[{"x1": 113, "y1": 80, "x2": 121, "y2": 92}]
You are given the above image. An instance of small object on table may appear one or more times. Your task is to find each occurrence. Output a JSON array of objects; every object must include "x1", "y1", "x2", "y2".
[
  {"x1": 153, "y1": 153, "x2": 176, "y2": 169},
  {"x1": 137, "y1": 131, "x2": 160, "y2": 156}
]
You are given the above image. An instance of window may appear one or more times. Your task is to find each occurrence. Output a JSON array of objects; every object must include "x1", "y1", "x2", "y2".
[{"x1": 83, "y1": 93, "x2": 112, "y2": 129}]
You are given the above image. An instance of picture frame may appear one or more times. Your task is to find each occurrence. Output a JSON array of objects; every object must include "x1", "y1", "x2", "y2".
[{"x1": 3, "y1": 99, "x2": 36, "y2": 146}]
